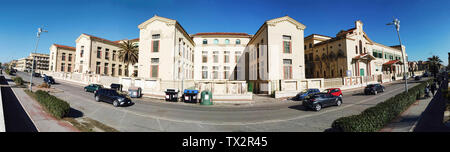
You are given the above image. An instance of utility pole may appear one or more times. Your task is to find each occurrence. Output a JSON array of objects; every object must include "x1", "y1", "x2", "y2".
[
  {"x1": 29, "y1": 27, "x2": 48, "y2": 92},
  {"x1": 387, "y1": 18, "x2": 408, "y2": 92}
]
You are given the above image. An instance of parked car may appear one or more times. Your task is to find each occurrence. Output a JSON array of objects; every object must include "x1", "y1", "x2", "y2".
[
  {"x1": 94, "y1": 89, "x2": 132, "y2": 107},
  {"x1": 302, "y1": 93, "x2": 343, "y2": 111},
  {"x1": 43, "y1": 76, "x2": 55, "y2": 84},
  {"x1": 291, "y1": 88, "x2": 321, "y2": 101},
  {"x1": 41, "y1": 74, "x2": 47, "y2": 78},
  {"x1": 110, "y1": 83, "x2": 123, "y2": 92},
  {"x1": 414, "y1": 76, "x2": 422, "y2": 81},
  {"x1": 422, "y1": 72, "x2": 429, "y2": 77},
  {"x1": 33, "y1": 72, "x2": 41, "y2": 77},
  {"x1": 84, "y1": 84, "x2": 104, "y2": 93},
  {"x1": 323, "y1": 88, "x2": 343, "y2": 97},
  {"x1": 364, "y1": 84, "x2": 385, "y2": 95}
]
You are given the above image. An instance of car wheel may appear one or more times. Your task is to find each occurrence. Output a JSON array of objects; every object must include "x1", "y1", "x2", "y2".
[
  {"x1": 336, "y1": 99, "x2": 342, "y2": 106},
  {"x1": 314, "y1": 104, "x2": 322, "y2": 111},
  {"x1": 113, "y1": 100, "x2": 119, "y2": 107},
  {"x1": 95, "y1": 96, "x2": 100, "y2": 102},
  {"x1": 374, "y1": 90, "x2": 378, "y2": 95}
]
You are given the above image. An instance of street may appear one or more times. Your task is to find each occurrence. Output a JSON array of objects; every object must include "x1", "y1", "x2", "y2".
[{"x1": 15, "y1": 71, "x2": 424, "y2": 131}]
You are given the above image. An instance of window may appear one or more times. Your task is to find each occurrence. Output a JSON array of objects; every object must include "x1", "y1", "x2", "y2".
[
  {"x1": 105, "y1": 49, "x2": 109, "y2": 60},
  {"x1": 236, "y1": 39, "x2": 241, "y2": 44},
  {"x1": 68, "y1": 64, "x2": 72, "y2": 72},
  {"x1": 213, "y1": 51, "x2": 218, "y2": 63},
  {"x1": 203, "y1": 39, "x2": 208, "y2": 44},
  {"x1": 283, "y1": 35, "x2": 292, "y2": 53},
  {"x1": 224, "y1": 51, "x2": 229, "y2": 63},
  {"x1": 214, "y1": 39, "x2": 218, "y2": 44},
  {"x1": 235, "y1": 51, "x2": 241, "y2": 63},
  {"x1": 112, "y1": 50, "x2": 116, "y2": 61},
  {"x1": 104, "y1": 63, "x2": 108, "y2": 75},
  {"x1": 97, "y1": 47, "x2": 102, "y2": 58},
  {"x1": 225, "y1": 39, "x2": 230, "y2": 44},
  {"x1": 202, "y1": 51, "x2": 208, "y2": 63},
  {"x1": 111, "y1": 64, "x2": 115, "y2": 76},
  {"x1": 62, "y1": 53, "x2": 66, "y2": 61},
  {"x1": 152, "y1": 34, "x2": 160, "y2": 52},
  {"x1": 151, "y1": 65, "x2": 158, "y2": 78},
  {"x1": 79, "y1": 61, "x2": 83, "y2": 72},
  {"x1": 80, "y1": 46, "x2": 84, "y2": 57},
  {"x1": 224, "y1": 66, "x2": 230, "y2": 79},
  {"x1": 309, "y1": 43, "x2": 312, "y2": 49},
  {"x1": 61, "y1": 63, "x2": 65, "y2": 72},
  {"x1": 151, "y1": 58, "x2": 159, "y2": 64},
  {"x1": 355, "y1": 46, "x2": 358, "y2": 54},
  {"x1": 68, "y1": 54, "x2": 72, "y2": 61},
  {"x1": 283, "y1": 59, "x2": 292, "y2": 79},
  {"x1": 96, "y1": 62, "x2": 101, "y2": 74},
  {"x1": 213, "y1": 66, "x2": 218, "y2": 79},
  {"x1": 118, "y1": 65, "x2": 122, "y2": 76},
  {"x1": 202, "y1": 66, "x2": 208, "y2": 79}
]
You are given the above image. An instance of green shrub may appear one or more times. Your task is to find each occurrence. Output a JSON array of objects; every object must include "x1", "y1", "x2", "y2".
[
  {"x1": 5, "y1": 68, "x2": 11, "y2": 75},
  {"x1": 34, "y1": 90, "x2": 70, "y2": 119},
  {"x1": 331, "y1": 78, "x2": 434, "y2": 132},
  {"x1": 12, "y1": 76, "x2": 24, "y2": 85}
]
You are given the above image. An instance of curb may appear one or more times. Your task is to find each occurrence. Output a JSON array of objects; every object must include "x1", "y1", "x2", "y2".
[{"x1": 0, "y1": 75, "x2": 5, "y2": 132}]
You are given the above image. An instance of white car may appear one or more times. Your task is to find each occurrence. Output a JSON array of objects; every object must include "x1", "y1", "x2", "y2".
[{"x1": 41, "y1": 74, "x2": 47, "y2": 78}]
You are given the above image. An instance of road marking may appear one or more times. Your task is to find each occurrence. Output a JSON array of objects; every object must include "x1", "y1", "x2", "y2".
[{"x1": 156, "y1": 118, "x2": 164, "y2": 132}]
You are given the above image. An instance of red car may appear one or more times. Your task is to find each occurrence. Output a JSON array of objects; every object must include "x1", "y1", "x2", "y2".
[{"x1": 323, "y1": 88, "x2": 343, "y2": 97}]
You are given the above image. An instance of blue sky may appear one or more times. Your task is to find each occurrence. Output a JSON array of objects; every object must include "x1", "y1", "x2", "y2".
[{"x1": 0, "y1": 0, "x2": 449, "y2": 65}]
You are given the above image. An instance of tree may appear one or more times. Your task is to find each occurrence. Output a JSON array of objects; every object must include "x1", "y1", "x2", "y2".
[
  {"x1": 426, "y1": 55, "x2": 442, "y2": 78},
  {"x1": 118, "y1": 40, "x2": 139, "y2": 77}
]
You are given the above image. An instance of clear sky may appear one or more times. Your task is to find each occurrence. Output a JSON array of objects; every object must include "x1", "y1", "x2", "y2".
[{"x1": 0, "y1": 0, "x2": 449, "y2": 65}]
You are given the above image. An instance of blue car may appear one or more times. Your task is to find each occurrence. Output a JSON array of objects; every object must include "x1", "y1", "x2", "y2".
[
  {"x1": 291, "y1": 88, "x2": 321, "y2": 101},
  {"x1": 44, "y1": 76, "x2": 55, "y2": 84}
]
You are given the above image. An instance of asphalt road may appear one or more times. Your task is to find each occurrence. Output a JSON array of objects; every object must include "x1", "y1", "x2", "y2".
[
  {"x1": 0, "y1": 75, "x2": 38, "y2": 132},
  {"x1": 15, "y1": 71, "x2": 424, "y2": 132}
]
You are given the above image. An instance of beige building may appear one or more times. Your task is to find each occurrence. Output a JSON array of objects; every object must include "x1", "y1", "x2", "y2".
[
  {"x1": 74, "y1": 33, "x2": 137, "y2": 77},
  {"x1": 49, "y1": 44, "x2": 76, "y2": 72},
  {"x1": 137, "y1": 15, "x2": 306, "y2": 94},
  {"x1": 304, "y1": 20, "x2": 408, "y2": 79},
  {"x1": 16, "y1": 53, "x2": 49, "y2": 72}
]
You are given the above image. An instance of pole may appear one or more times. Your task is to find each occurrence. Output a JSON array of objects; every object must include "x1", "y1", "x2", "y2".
[
  {"x1": 29, "y1": 32, "x2": 41, "y2": 92},
  {"x1": 394, "y1": 20, "x2": 408, "y2": 92}
]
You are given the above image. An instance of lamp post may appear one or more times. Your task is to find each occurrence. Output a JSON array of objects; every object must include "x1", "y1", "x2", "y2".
[
  {"x1": 29, "y1": 27, "x2": 48, "y2": 91},
  {"x1": 387, "y1": 18, "x2": 408, "y2": 92}
]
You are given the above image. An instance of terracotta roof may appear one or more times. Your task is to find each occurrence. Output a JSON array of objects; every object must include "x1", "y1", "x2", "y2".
[
  {"x1": 113, "y1": 38, "x2": 139, "y2": 43},
  {"x1": 53, "y1": 44, "x2": 75, "y2": 50},
  {"x1": 383, "y1": 60, "x2": 402, "y2": 65},
  {"x1": 192, "y1": 32, "x2": 250, "y2": 36},
  {"x1": 83, "y1": 33, "x2": 120, "y2": 45}
]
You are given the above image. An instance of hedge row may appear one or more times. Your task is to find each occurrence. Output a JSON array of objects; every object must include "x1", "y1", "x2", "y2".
[
  {"x1": 34, "y1": 90, "x2": 70, "y2": 119},
  {"x1": 12, "y1": 76, "x2": 24, "y2": 85},
  {"x1": 331, "y1": 78, "x2": 434, "y2": 132}
]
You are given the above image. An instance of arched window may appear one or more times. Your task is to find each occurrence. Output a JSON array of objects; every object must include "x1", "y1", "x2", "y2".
[
  {"x1": 214, "y1": 39, "x2": 219, "y2": 44},
  {"x1": 203, "y1": 39, "x2": 208, "y2": 44},
  {"x1": 236, "y1": 39, "x2": 241, "y2": 44},
  {"x1": 225, "y1": 39, "x2": 230, "y2": 44}
]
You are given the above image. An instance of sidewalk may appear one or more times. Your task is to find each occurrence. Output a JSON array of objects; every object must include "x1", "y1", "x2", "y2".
[
  {"x1": 0, "y1": 74, "x2": 5, "y2": 132},
  {"x1": 3, "y1": 74, "x2": 79, "y2": 132}
]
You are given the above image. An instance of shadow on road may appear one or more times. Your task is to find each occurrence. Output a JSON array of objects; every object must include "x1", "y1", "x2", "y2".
[
  {"x1": 288, "y1": 104, "x2": 310, "y2": 111},
  {"x1": 66, "y1": 108, "x2": 84, "y2": 118}
]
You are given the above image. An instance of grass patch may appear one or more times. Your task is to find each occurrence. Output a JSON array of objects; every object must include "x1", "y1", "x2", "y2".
[
  {"x1": 64, "y1": 117, "x2": 119, "y2": 132},
  {"x1": 24, "y1": 89, "x2": 70, "y2": 119}
]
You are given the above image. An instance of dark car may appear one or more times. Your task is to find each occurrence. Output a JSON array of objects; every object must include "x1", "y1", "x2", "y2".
[
  {"x1": 422, "y1": 72, "x2": 429, "y2": 77},
  {"x1": 302, "y1": 93, "x2": 342, "y2": 111},
  {"x1": 364, "y1": 84, "x2": 385, "y2": 95},
  {"x1": 94, "y1": 89, "x2": 132, "y2": 107},
  {"x1": 414, "y1": 76, "x2": 422, "y2": 81},
  {"x1": 291, "y1": 88, "x2": 321, "y2": 101},
  {"x1": 110, "y1": 83, "x2": 123, "y2": 92},
  {"x1": 84, "y1": 84, "x2": 103, "y2": 93},
  {"x1": 44, "y1": 76, "x2": 55, "y2": 84},
  {"x1": 33, "y1": 72, "x2": 41, "y2": 77}
]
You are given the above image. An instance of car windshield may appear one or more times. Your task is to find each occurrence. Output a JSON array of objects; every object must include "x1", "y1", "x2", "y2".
[
  {"x1": 321, "y1": 89, "x2": 330, "y2": 93},
  {"x1": 108, "y1": 90, "x2": 120, "y2": 96},
  {"x1": 367, "y1": 84, "x2": 374, "y2": 88}
]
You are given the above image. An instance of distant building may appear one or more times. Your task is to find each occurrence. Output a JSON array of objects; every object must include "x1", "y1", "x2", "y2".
[
  {"x1": 15, "y1": 53, "x2": 49, "y2": 72},
  {"x1": 49, "y1": 44, "x2": 76, "y2": 72}
]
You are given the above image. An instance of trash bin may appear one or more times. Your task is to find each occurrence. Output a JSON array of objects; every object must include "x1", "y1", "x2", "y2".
[
  {"x1": 128, "y1": 87, "x2": 142, "y2": 98},
  {"x1": 200, "y1": 91, "x2": 213, "y2": 105},
  {"x1": 183, "y1": 89, "x2": 199, "y2": 103},
  {"x1": 164, "y1": 89, "x2": 179, "y2": 102}
]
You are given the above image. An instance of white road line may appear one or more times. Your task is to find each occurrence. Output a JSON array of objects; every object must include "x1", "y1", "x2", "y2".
[{"x1": 156, "y1": 118, "x2": 164, "y2": 131}]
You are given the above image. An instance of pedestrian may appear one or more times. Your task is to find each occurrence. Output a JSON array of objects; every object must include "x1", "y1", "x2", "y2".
[{"x1": 430, "y1": 82, "x2": 436, "y2": 96}]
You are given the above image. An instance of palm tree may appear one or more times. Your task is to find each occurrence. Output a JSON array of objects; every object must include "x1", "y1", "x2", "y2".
[
  {"x1": 426, "y1": 55, "x2": 442, "y2": 78},
  {"x1": 118, "y1": 40, "x2": 139, "y2": 77}
]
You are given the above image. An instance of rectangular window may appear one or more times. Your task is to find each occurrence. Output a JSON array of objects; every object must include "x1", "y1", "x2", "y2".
[
  {"x1": 61, "y1": 63, "x2": 65, "y2": 72},
  {"x1": 151, "y1": 58, "x2": 159, "y2": 64},
  {"x1": 104, "y1": 63, "x2": 109, "y2": 75},
  {"x1": 97, "y1": 47, "x2": 102, "y2": 58},
  {"x1": 202, "y1": 55, "x2": 208, "y2": 63},
  {"x1": 118, "y1": 65, "x2": 122, "y2": 76},
  {"x1": 283, "y1": 59, "x2": 292, "y2": 79},
  {"x1": 96, "y1": 62, "x2": 101, "y2": 74},
  {"x1": 202, "y1": 66, "x2": 208, "y2": 79},
  {"x1": 62, "y1": 53, "x2": 66, "y2": 61},
  {"x1": 151, "y1": 65, "x2": 158, "y2": 78},
  {"x1": 213, "y1": 51, "x2": 218, "y2": 63},
  {"x1": 224, "y1": 66, "x2": 230, "y2": 79},
  {"x1": 112, "y1": 50, "x2": 116, "y2": 61},
  {"x1": 213, "y1": 66, "x2": 218, "y2": 79},
  {"x1": 224, "y1": 51, "x2": 229, "y2": 63},
  {"x1": 67, "y1": 64, "x2": 72, "y2": 72},
  {"x1": 152, "y1": 34, "x2": 160, "y2": 52},
  {"x1": 80, "y1": 46, "x2": 84, "y2": 57},
  {"x1": 152, "y1": 34, "x2": 160, "y2": 39},
  {"x1": 105, "y1": 49, "x2": 109, "y2": 60},
  {"x1": 111, "y1": 64, "x2": 115, "y2": 76},
  {"x1": 283, "y1": 35, "x2": 292, "y2": 53},
  {"x1": 68, "y1": 54, "x2": 72, "y2": 61}
]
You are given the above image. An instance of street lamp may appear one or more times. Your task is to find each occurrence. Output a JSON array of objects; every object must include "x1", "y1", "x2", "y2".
[
  {"x1": 29, "y1": 27, "x2": 48, "y2": 91},
  {"x1": 387, "y1": 17, "x2": 408, "y2": 92}
]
